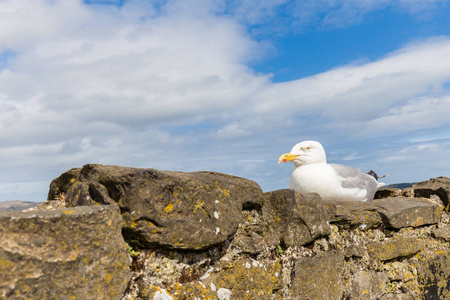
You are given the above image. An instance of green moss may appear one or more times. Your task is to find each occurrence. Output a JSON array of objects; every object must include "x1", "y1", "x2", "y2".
[{"x1": 127, "y1": 243, "x2": 140, "y2": 257}]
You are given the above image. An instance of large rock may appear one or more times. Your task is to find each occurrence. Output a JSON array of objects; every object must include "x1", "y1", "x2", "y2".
[
  {"x1": 367, "y1": 236, "x2": 424, "y2": 261},
  {"x1": 262, "y1": 190, "x2": 331, "y2": 247},
  {"x1": 417, "y1": 250, "x2": 450, "y2": 300},
  {"x1": 0, "y1": 205, "x2": 130, "y2": 299},
  {"x1": 413, "y1": 176, "x2": 450, "y2": 210},
  {"x1": 292, "y1": 251, "x2": 345, "y2": 300},
  {"x1": 324, "y1": 200, "x2": 382, "y2": 230},
  {"x1": 48, "y1": 164, "x2": 264, "y2": 250},
  {"x1": 373, "y1": 197, "x2": 442, "y2": 229}
]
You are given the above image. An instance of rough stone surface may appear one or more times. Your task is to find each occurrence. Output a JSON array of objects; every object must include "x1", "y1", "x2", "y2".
[
  {"x1": 126, "y1": 250, "x2": 282, "y2": 300},
  {"x1": 324, "y1": 199, "x2": 382, "y2": 230},
  {"x1": 262, "y1": 189, "x2": 331, "y2": 247},
  {"x1": 368, "y1": 236, "x2": 424, "y2": 261},
  {"x1": 373, "y1": 197, "x2": 443, "y2": 229},
  {"x1": 18, "y1": 168, "x2": 449, "y2": 300},
  {"x1": 200, "y1": 258, "x2": 282, "y2": 300},
  {"x1": 0, "y1": 205, "x2": 130, "y2": 299},
  {"x1": 350, "y1": 270, "x2": 388, "y2": 300},
  {"x1": 432, "y1": 224, "x2": 450, "y2": 240},
  {"x1": 292, "y1": 250, "x2": 345, "y2": 300},
  {"x1": 48, "y1": 164, "x2": 263, "y2": 250},
  {"x1": 412, "y1": 176, "x2": 450, "y2": 209},
  {"x1": 376, "y1": 188, "x2": 402, "y2": 199},
  {"x1": 417, "y1": 250, "x2": 450, "y2": 300},
  {"x1": 230, "y1": 211, "x2": 279, "y2": 255}
]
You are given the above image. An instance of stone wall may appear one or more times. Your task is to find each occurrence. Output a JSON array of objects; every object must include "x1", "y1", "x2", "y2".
[
  {"x1": 1, "y1": 164, "x2": 449, "y2": 300},
  {"x1": 0, "y1": 205, "x2": 131, "y2": 299}
]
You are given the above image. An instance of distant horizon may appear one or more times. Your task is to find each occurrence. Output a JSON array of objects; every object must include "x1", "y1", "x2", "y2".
[{"x1": 1, "y1": 0, "x2": 450, "y2": 201}]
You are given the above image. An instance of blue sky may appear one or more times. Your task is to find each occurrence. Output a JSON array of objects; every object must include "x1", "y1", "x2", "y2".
[{"x1": 1, "y1": 0, "x2": 450, "y2": 201}]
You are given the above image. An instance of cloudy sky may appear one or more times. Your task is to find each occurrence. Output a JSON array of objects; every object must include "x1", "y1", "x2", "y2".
[{"x1": 1, "y1": 0, "x2": 450, "y2": 201}]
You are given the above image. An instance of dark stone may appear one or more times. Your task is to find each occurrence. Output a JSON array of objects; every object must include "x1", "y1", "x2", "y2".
[
  {"x1": 47, "y1": 164, "x2": 264, "y2": 250},
  {"x1": 231, "y1": 223, "x2": 277, "y2": 255},
  {"x1": 373, "y1": 197, "x2": 443, "y2": 229},
  {"x1": 47, "y1": 167, "x2": 82, "y2": 200},
  {"x1": 412, "y1": 176, "x2": 450, "y2": 210},
  {"x1": 375, "y1": 188, "x2": 402, "y2": 199},
  {"x1": 0, "y1": 205, "x2": 130, "y2": 299},
  {"x1": 417, "y1": 250, "x2": 450, "y2": 300},
  {"x1": 292, "y1": 251, "x2": 345, "y2": 300},
  {"x1": 262, "y1": 190, "x2": 330, "y2": 247},
  {"x1": 324, "y1": 200, "x2": 382, "y2": 230}
]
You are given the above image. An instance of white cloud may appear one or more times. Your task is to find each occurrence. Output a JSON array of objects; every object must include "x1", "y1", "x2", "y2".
[
  {"x1": 352, "y1": 95, "x2": 450, "y2": 136},
  {"x1": 254, "y1": 37, "x2": 450, "y2": 136},
  {"x1": 0, "y1": 0, "x2": 450, "y2": 200},
  {"x1": 213, "y1": 122, "x2": 251, "y2": 140},
  {"x1": 0, "y1": 0, "x2": 270, "y2": 147}
]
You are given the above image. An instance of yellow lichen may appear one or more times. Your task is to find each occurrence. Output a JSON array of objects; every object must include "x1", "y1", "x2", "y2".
[
  {"x1": 165, "y1": 203, "x2": 174, "y2": 213},
  {"x1": 0, "y1": 259, "x2": 14, "y2": 268}
]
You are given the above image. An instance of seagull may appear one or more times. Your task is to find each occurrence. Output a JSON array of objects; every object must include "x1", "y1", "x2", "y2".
[{"x1": 278, "y1": 140, "x2": 385, "y2": 202}]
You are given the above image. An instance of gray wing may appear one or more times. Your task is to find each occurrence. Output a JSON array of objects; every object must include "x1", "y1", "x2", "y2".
[{"x1": 329, "y1": 163, "x2": 378, "y2": 201}]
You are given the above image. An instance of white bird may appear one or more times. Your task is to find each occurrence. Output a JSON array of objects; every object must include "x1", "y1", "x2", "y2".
[{"x1": 278, "y1": 141, "x2": 385, "y2": 202}]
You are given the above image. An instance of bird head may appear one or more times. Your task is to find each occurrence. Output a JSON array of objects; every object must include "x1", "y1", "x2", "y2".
[{"x1": 278, "y1": 140, "x2": 327, "y2": 166}]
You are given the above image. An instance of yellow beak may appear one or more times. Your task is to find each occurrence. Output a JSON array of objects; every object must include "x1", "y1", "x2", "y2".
[{"x1": 278, "y1": 153, "x2": 299, "y2": 164}]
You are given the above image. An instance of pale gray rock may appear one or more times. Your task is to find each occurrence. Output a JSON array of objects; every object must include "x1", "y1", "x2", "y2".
[
  {"x1": 350, "y1": 270, "x2": 388, "y2": 300},
  {"x1": 292, "y1": 251, "x2": 345, "y2": 300}
]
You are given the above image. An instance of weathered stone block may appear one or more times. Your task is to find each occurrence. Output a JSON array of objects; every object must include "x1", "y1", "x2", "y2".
[
  {"x1": 324, "y1": 199, "x2": 382, "y2": 230},
  {"x1": 413, "y1": 176, "x2": 450, "y2": 210},
  {"x1": 292, "y1": 251, "x2": 345, "y2": 300},
  {"x1": 432, "y1": 224, "x2": 450, "y2": 241},
  {"x1": 373, "y1": 197, "x2": 442, "y2": 229},
  {"x1": 0, "y1": 205, "x2": 130, "y2": 299},
  {"x1": 262, "y1": 190, "x2": 331, "y2": 247},
  {"x1": 48, "y1": 164, "x2": 264, "y2": 250},
  {"x1": 368, "y1": 236, "x2": 424, "y2": 261},
  {"x1": 350, "y1": 270, "x2": 388, "y2": 300},
  {"x1": 417, "y1": 250, "x2": 450, "y2": 300},
  {"x1": 231, "y1": 223, "x2": 277, "y2": 254}
]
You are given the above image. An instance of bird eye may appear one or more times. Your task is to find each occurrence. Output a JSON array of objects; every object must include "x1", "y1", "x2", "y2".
[{"x1": 306, "y1": 147, "x2": 311, "y2": 151}]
